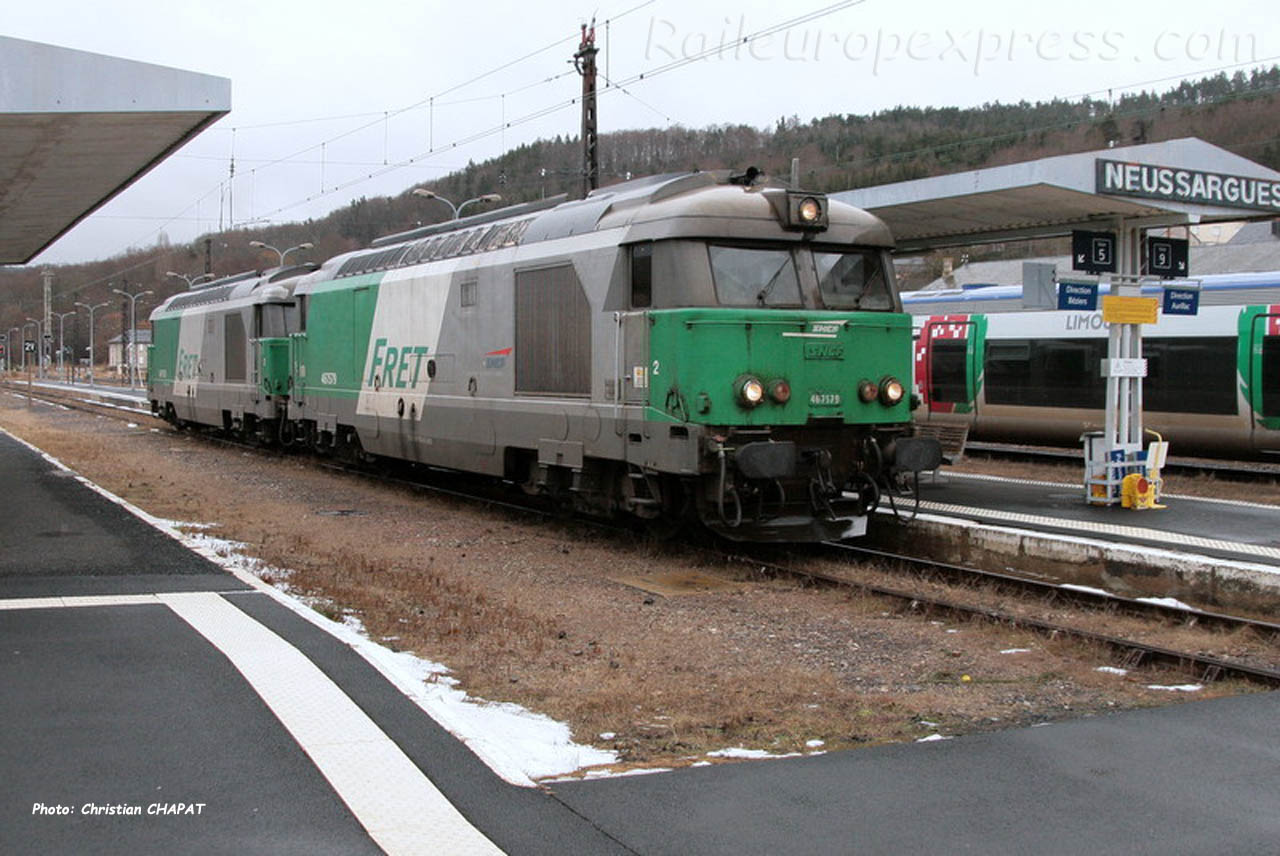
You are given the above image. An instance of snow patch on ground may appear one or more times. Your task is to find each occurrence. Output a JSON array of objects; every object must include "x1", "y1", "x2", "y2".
[
  {"x1": 1096, "y1": 666, "x2": 1129, "y2": 676},
  {"x1": 707, "y1": 747, "x2": 803, "y2": 760},
  {"x1": 1059, "y1": 583, "x2": 1113, "y2": 598},
  {"x1": 1136, "y1": 596, "x2": 1195, "y2": 610},
  {"x1": 172, "y1": 525, "x2": 619, "y2": 786},
  {"x1": 1146, "y1": 684, "x2": 1204, "y2": 693}
]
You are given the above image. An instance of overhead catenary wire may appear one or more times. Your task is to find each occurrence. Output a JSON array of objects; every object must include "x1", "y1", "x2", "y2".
[
  {"x1": 75, "y1": 3, "x2": 1280, "y2": 266},
  {"x1": 257, "y1": 0, "x2": 873, "y2": 219}
]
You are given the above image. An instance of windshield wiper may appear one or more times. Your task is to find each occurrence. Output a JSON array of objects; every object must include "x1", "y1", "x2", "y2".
[{"x1": 755, "y1": 260, "x2": 790, "y2": 305}]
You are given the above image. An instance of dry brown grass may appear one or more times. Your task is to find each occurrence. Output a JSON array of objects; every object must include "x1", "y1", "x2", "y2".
[{"x1": 0, "y1": 394, "x2": 1264, "y2": 773}]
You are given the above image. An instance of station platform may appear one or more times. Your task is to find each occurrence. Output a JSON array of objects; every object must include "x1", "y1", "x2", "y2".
[
  {"x1": 867, "y1": 470, "x2": 1280, "y2": 611},
  {"x1": 5, "y1": 377, "x2": 149, "y2": 410}
]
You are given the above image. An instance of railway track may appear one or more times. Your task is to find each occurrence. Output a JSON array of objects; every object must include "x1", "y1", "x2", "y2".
[
  {"x1": 11, "y1": 378, "x2": 1280, "y2": 689},
  {"x1": 733, "y1": 542, "x2": 1280, "y2": 689}
]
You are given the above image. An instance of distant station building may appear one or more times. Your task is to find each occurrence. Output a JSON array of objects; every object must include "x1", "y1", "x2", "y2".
[
  {"x1": 107, "y1": 329, "x2": 151, "y2": 378},
  {"x1": 917, "y1": 218, "x2": 1280, "y2": 291}
]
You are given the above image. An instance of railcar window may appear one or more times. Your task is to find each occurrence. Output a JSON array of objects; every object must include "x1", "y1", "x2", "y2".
[
  {"x1": 708, "y1": 246, "x2": 801, "y2": 307},
  {"x1": 929, "y1": 339, "x2": 969, "y2": 404},
  {"x1": 984, "y1": 338, "x2": 1106, "y2": 409},
  {"x1": 630, "y1": 243, "x2": 653, "y2": 308},
  {"x1": 1145, "y1": 337, "x2": 1237, "y2": 415},
  {"x1": 813, "y1": 251, "x2": 891, "y2": 310},
  {"x1": 460, "y1": 279, "x2": 477, "y2": 308},
  {"x1": 984, "y1": 336, "x2": 1237, "y2": 414},
  {"x1": 1264, "y1": 335, "x2": 1280, "y2": 418}
]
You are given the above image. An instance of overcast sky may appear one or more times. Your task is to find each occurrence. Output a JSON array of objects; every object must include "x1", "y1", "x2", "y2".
[{"x1": 8, "y1": 0, "x2": 1278, "y2": 264}]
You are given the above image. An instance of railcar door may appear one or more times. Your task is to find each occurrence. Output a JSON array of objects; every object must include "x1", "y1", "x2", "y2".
[
  {"x1": 1246, "y1": 307, "x2": 1280, "y2": 453},
  {"x1": 917, "y1": 315, "x2": 982, "y2": 425}
]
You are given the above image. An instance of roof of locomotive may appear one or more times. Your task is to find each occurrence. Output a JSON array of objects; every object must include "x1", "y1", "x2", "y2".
[
  {"x1": 151, "y1": 264, "x2": 314, "y2": 315},
  {"x1": 308, "y1": 171, "x2": 898, "y2": 286},
  {"x1": 529, "y1": 171, "x2": 895, "y2": 246}
]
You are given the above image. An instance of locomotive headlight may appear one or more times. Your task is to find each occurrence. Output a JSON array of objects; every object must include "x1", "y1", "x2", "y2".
[
  {"x1": 857, "y1": 379, "x2": 879, "y2": 403},
  {"x1": 736, "y1": 375, "x2": 766, "y2": 407},
  {"x1": 778, "y1": 191, "x2": 829, "y2": 231},
  {"x1": 769, "y1": 379, "x2": 791, "y2": 404},
  {"x1": 879, "y1": 376, "x2": 905, "y2": 406},
  {"x1": 798, "y1": 197, "x2": 823, "y2": 224}
]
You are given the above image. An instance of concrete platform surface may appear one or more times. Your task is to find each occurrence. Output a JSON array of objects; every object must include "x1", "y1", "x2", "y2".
[{"x1": 918, "y1": 471, "x2": 1280, "y2": 564}]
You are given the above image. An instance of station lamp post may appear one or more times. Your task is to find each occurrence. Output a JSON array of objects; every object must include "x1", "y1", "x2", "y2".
[
  {"x1": 166, "y1": 271, "x2": 215, "y2": 288},
  {"x1": 25, "y1": 317, "x2": 45, "y2": 379},
  {"x1": 52, "y1": 309, "x2": 76, "y2": 382},
  {"x1": 112, "y1": 287, "x2": 152, "y2": 389},
  {"x1": 8, "y1": 327, "x2": 19, "y2": 374},
  {"x1": 411, "y1": 189, "x2": 502, "y2": 220},
  {"x1": 75, "y1": 301, "x2": 110, "y2": 386},
  {"x1": 248, "y1": 241, "x2": 313, "y2": 267}
]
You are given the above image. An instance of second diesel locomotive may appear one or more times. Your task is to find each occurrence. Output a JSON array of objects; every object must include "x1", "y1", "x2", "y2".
[{"x1": 148, "y1": 172, "x2": 938, "y2": 541}]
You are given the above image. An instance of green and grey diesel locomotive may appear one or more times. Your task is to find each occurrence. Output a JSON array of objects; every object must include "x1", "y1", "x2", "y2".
[{"x1": 148, "y1": 172, "x2": 939, "y2": 541}]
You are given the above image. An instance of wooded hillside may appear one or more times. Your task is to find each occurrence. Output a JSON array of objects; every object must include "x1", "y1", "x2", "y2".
[{"x1": 3, "y1": 67, "x2": 1277, "y2": 367}]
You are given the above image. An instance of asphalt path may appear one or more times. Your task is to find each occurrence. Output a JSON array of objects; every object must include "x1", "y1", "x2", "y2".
[
  {"x1": 549, "y1": 691, "x2": 1280, "y2": 855},
  {"x1": 0, "y1": 429, "x2": 622, "y2": 854}
]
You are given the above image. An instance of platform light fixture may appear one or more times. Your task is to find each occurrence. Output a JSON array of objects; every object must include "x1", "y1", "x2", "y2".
[
  {"x1": 249, "y1": 241, "x2": 314, "y2": 267},
  {"x1": 412, "y1": 189, "x2": 503, "y2": 220}
]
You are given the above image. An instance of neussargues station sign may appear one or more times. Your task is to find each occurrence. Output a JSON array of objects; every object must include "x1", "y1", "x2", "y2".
[{"x1": 1097, "y1": 158, "x2": 1280, "y2": 212}]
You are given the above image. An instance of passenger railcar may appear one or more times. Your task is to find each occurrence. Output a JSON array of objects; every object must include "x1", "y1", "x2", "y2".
[
  {"x1": 149, "y1": 172, "x2": 937, "y2": 541},
  {"x1": 905, "y1": 273, "x2": 1280, "y2": 455}
]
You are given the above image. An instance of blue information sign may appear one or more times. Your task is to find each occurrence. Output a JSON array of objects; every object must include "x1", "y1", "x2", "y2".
[
  {"x1": 1162, "y1": 287, "x2": 1200, "y2": 316},
  {"x1": 1058, "y1": 281, "x2": 1099, "y2": 311}
]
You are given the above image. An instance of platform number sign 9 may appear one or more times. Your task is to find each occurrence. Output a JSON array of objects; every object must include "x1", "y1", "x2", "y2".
[{"x1": 1145, "y1": 236, "x2": 1189, "y2": 278}]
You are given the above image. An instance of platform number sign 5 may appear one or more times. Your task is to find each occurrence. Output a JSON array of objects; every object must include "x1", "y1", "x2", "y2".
[{"x1": 1072, "y1": 230, "x2": 1117, "y2": 274}]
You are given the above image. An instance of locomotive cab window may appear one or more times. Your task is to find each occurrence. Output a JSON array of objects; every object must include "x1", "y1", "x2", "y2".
[
  {"x1": 813, "y1": 250, "x2": 891, "y2": 310},
  {"x1": 708, "y1": 245, "x2": 801, "y2": 307},
  {"x1": 630, "y1": 242, "x2": 653, "y2": 308},
  {"x1": 257, "y1": 303, "x2": 293, "y2": 338}
]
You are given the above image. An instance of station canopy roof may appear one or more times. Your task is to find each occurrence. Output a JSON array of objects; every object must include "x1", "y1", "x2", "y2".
[
  {"x1": 0, "y1": 36, "x2": 230, "y2": 264},
  {"x1": 832, "y1": 138, "x2": 1280, "y2": 253}
]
